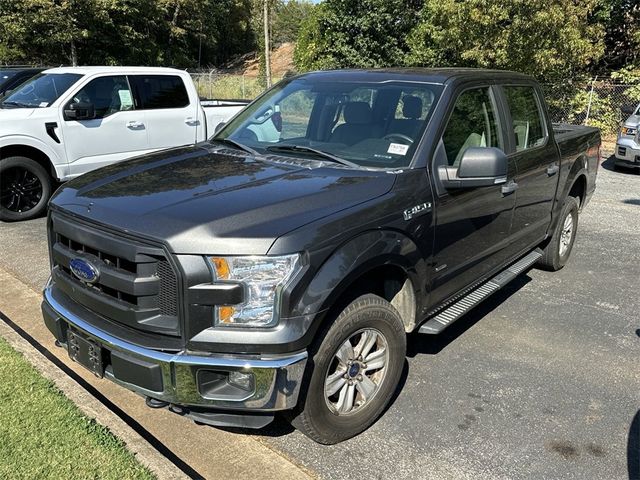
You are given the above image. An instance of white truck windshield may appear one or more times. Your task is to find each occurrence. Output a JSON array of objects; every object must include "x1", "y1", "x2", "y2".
[{"x1": 1, "y1": 73, "x2": 82, "y2": 108}]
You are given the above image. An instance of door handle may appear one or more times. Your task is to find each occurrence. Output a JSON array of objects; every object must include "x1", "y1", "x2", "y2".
[
  {"x1": 501, "y1": 180, "x2": 518, "y2": 195},
  {"x1": 126, "y1": 121, "x2": 145, "y2": 129},
  {"x1": 547, "y1": 164, "x2": 559, "y2": 176},
  {"x1": 185, "y1": 117, "x2": 200, "y2": 126}
]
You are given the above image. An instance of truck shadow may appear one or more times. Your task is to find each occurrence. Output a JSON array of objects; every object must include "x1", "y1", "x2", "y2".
[
  {"x1": 630, "y1": 410, "x2": 640, "y2": 480},
  {"x1": 601, "y1": 155, "x2": 639, "y2": 175},
  {"x1": 210, "y1": 274, "x2": 532, "y2": 440},
  {"x1": 406, "y1": 274, "x2": 532, "y2": 357}
]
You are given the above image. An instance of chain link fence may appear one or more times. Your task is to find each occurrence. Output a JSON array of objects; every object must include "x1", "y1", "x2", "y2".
[
  {"x1": 190, "y1": 72, "x2": 284, "y2": 101},
  {"x1": 191, "y1": 72, "x2": 639, "y2": 140},
  {"x1": 542, "y1": 79, "x2": 640, "y2": 138}
]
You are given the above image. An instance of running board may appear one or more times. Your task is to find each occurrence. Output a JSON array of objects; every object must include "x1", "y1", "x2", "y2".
[{"x1": 418, "y1": 249, "x2": 543, "y2": 335}]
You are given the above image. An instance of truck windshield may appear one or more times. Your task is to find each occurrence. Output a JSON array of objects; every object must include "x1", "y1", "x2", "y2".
[
  {"x1": 0, "y1": 70, "x2": 19, "y2": 83},
  {"x1": 213, "y1": 77, "x2": 442, "y2": 169},
  {"x1": 0, "y1": 73, "x2": 82, "y2": 108}
]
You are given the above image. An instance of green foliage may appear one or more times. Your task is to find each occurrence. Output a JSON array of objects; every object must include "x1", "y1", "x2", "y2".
[
  {"x1": 569, "y1": 89, "x2": 619, "y2": 132},
  {"x1": 599, "y1": 0, "x2": 640, "y2": 70},
  {"x1": 406, "y1": 0, "x2": 605, "y2": 83},
  {"x1": 612, "y1": 67, "x2": 640, "y2": 102},
  {"x1": 272, "y1": 0, "x2": 314, "y2": 46},
  {"x1": 0, "y1": 0, "x2": 255, "y2": 68},
  {"x1": 294, "y1": 0, "x2": 422, "y2": 71}
]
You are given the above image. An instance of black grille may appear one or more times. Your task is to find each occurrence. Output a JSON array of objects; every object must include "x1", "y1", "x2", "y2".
[
  {"x1": 49, "y1": 212, "x2": 181, "y2": 337},
  {"x1": 157, "y1": 260, "x2": 178, "y2": 317}
]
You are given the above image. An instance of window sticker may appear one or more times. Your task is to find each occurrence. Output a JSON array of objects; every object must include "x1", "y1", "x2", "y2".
[
  {"x1": 118, "y1": 89, "x2": 134, "y2": 109},
  {"x1": 387, "y1": 143, "x2": 409, "y2": 155}
]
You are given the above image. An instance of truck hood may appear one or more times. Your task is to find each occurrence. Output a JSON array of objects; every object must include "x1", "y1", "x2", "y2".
[
  {"x1": 623, "y1": 114, "x2": 640, "y2": 127},
  {"x1": 51, "y1": 144, "x2": 395, "y2": 255},
  {"x1": 0, "y1": 107, "x2": 37, "y2": 121}
]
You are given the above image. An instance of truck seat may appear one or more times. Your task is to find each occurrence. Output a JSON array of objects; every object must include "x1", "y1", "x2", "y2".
[
  {"x1": 389, "y1": 96, "x2": 423, "y2": 139},
  {"x1": 330, "y1": 102, "x2": 378, "y2": 145}
]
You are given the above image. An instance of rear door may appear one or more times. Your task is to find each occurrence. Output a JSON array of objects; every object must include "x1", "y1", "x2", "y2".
[
  {"x1": 429, "y1": 85, "x2": 518, "y2": 306},
  {"x1": 60, "y1": 74, "x2": 149, "y2": 177},
  {"x1": 129, "y1": 74, "x2": 200, "y2": 149},
  {"x1": 499, "y1": 84, "x2": 560, "y2": 251}
]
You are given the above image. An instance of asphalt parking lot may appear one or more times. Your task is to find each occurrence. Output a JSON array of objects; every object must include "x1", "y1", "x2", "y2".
[{"x1": 1, "y1": 153, "x2": 638, "y2": 479}]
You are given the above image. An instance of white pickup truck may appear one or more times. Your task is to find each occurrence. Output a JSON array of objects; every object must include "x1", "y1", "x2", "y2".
[{"x1": 0, "y1": 66, "x2": 248, "y2": 221}]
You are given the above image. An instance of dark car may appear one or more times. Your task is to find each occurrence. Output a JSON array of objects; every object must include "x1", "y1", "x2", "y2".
[
  {"x1": 0, "y1": 67, "x2": 44, "y2": 97},
  {"x1": 42, "y1": 68, "x2": 600, "y2": 444}
]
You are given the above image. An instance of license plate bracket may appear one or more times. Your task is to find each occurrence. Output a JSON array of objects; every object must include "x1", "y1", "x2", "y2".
[{"x1": 67, "y1": 329, "x2": 104, "y2": 378}]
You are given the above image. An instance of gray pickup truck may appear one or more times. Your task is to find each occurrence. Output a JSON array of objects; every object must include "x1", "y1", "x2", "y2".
[{"x1": 42, "y1": 68, "x2": 600, "y2": 444}]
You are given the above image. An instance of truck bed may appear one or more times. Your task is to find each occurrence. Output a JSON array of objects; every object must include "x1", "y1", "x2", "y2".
[{"x1": 553, "y1": 123, "x2": 600, "y2": 144}]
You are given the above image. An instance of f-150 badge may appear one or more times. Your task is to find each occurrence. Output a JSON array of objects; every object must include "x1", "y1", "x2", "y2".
[{"x1": 403, "y1": 202, "x2": 432, "y2": 220}]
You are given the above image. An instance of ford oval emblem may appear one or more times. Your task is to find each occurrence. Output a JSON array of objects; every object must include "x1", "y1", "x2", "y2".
[{"x1": 69, "y1": 258, "x2": 99, "y2": 284}]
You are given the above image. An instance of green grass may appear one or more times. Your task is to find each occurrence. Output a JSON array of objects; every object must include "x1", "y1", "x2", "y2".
[
  {"x1": 0, "y1": 337, "x2": 155, "y2": 480},
  {"x1": 193, "y1": 74, "x2": 283, "y2": 100}
]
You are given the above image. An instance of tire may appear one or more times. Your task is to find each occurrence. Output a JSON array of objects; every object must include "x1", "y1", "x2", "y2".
[
  {"x1": 536, "y1": 196, "x2": 579, "y2": 271},
  {"x1": 288, "y1": 294, "x2": 406, "y2": 444},
  {"x1": 0, "y1": 156, "x2": 52, "y2": 222}
]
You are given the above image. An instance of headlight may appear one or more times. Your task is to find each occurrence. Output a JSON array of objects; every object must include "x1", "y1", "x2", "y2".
[
  {"x1": 208, "y1": 254, "x2": 301, "y2": 327},
  {"x1": 621, "y1": 126, "x2": 637, "y2": 136}
]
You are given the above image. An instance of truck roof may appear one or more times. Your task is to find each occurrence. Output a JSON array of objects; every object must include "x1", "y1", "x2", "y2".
[
  {"x1": 296, "y1": 68, "x2": 535, "y2": 84},
  {"x1": 42, "y1": 66, "x2": 188, "y2": 75}
]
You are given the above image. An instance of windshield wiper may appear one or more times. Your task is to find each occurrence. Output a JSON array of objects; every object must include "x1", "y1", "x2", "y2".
[
  {"x1": 266, "y1": 144, "x2": 359, "y2": 168},
  {"x1": 1, "y1": 101, "x2": 31, "y2": 108},
  {"x1": 211, "y1": 138, "x2": 259, "y2": 156}
]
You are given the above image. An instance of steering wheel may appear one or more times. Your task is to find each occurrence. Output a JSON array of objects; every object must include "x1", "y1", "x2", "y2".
[{"x1": 383, "y1": 133, "x2": 414, "y2": 144}]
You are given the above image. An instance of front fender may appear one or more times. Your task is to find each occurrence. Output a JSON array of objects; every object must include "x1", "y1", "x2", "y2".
[
  {"x1": 290, "y1": 229, "x2": 427, "y2": 320},
  {"x1": 0, "y1": 134, "x2": 65, "y2": 178}
]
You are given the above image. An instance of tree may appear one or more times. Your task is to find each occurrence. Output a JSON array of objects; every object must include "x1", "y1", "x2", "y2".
[
  {"x1": 294, "y1": 0, "x2": 423, "y2": 71},
  {"x1": 406, "y1": 0, "x2": 605, "y2": 82},
  {"x1": 0, "y1": 0, "x2": 255, "y2": 68},
  {"x1": 599, "y1": 0, "x2": 640, "y2": 70},
  {"x1": 271, "y1": 0, "x2": 314, "y2": 46},
  {"x1": 0, "y1": 0, "x2": 93, "y2": 66}
]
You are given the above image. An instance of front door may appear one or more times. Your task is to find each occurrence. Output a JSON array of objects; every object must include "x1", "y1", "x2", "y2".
[
  {"x1": 60, "y1": 75, "x2": 149, "y2": 178},
  {"x1": 429, "y1": 86, "x2": 517, "y2": 306}
]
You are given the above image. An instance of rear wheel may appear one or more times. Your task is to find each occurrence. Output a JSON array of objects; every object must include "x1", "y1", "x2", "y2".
[
  {"x1": 0, "y1": 156, "x2": 52, "y2": 222},
  {"x1": 288, "y1": 294, "x2": 406, "y2": 444},
  {"x1": 536, "y1": 196, "x2": 579, "y2": 271}
]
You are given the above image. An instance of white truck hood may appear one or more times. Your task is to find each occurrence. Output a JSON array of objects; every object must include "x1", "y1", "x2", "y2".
[
  {"x1": 623, "y1": 114, "x2": 640, "y2": 128},
  {"x1": 0, "y1": 107, "x2": 37, "y2": 120}
]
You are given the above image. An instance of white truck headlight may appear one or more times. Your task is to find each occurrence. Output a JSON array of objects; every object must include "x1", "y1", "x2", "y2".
[{"x1": 208, "y1": 254, "x2": 301, "y2": 327}]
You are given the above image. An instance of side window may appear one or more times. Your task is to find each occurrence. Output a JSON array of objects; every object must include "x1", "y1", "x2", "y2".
[
  {"x1": 278, "y1": 90, "x2": 317, "y2": 139},
  {"x1": 503, "y1": 86, "x2": 546, "y2": 151},
  {"x1": 69, "y1": 75, "x2": 133, "y2": 119},
  {"x1": 130, "y1": 75, "x2": 189, "y2": 109},
  {"x1": 442, "y1": 87, "x2": 502, "y2": 166}
]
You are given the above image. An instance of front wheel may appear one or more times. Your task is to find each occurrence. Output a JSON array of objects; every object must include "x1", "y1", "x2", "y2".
[
  {"x1": 536, "y1": 196, "x2": 579, "y2": 271},
  {"x1": 288, "y1": 294, "x2": 406, "y2": 444},
  {"x1": 0, "y1": 156, "x2": 53, "y2": 222}
]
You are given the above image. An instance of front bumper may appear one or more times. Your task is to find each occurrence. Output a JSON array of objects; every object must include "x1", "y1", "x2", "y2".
[
  {"x1": 42, "y1": 285, "x2": 308, "y2": 413},
  {"x1": 615, "y1": 139, "x2": 640, "y2": 168}
]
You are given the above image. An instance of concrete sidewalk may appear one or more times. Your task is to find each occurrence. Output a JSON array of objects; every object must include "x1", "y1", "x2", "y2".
[{"x1": 0, "y1": 266, "x2": 314, "y2": 480}]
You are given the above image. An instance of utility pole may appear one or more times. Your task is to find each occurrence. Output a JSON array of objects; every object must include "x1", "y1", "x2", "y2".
[{"x1": 263, "y1": 0, "x2": 272, "y2": 88}]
